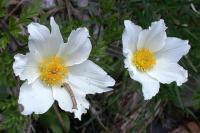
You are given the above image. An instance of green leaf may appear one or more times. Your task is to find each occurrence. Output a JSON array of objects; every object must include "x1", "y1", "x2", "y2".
[
  {"x1": 39, "y1": 108, "x2": 70, "y2": 133},
  {"x1": 20, "y1": 0, "x2": 42, "y2": 23},
  {"x1": 0, "y1": 98, "x2": 27, "y2": 133},
  {"x1": 0, "y1": 50, "x2": 15, "y2": 88},
  {"x1": 0, "y1": 8, "x2": 5, "y2": 17},
  {"x1": 0, "y1": 33, "x2": 9, "y2": 49}
]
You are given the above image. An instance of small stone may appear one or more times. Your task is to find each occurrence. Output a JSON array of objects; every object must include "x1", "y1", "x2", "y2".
[
  {"x1": 187, "y1": 121, "x2": 200, "y2": 133},
  {"x1": 77, "y1": 0, "x2": 88, "y2": 7}
]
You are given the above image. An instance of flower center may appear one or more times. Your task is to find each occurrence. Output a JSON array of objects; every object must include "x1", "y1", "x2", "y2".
[
  {"x1": 39, "y1": 56, "x2": 68, "y2": 86},
  {"x1": 132, "y1": 48, "x2": 156, "y2": 72}
]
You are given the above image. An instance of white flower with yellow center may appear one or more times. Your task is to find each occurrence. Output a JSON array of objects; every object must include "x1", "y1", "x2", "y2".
[
  {"x1": 122, "y1": 19, "x2": 190, "y2": 100},
  {"x1": 13, "y1": 17, "x2": 115, "y2": 120}
]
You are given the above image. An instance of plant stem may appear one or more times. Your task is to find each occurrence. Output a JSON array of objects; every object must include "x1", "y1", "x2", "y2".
[{"x1": 53, "y1": 104, "x2": 69, "y2": 133}]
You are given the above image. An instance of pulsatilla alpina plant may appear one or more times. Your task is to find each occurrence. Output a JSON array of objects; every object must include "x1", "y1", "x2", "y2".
[
  {"x1": 13, "y1": 17, "x2": 115, "y2": 120},
  {"x1": 122, "y1": 19, "x2": 190, "y2": 100}
]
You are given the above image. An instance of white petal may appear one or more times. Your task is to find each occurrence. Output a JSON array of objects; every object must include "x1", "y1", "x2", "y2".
[
  {"x1": 28, "y1": 22, "x2": 50, "y2": 56},
  {"x1": 59, "y1": 60, "x2": 115, "y2": 120},
  {"x1": 28, "y1": 23, "x2": 50, "y2": 42},
  {"x1": 57, "y1": 28, "x2": 92, "y2": 66},
  {"x1": 68, "y1": 60, "x2": 115, "y2": 94},
  {"x1": 52, "y1": 86, "x2": 73, "y2": 113},
  {"x1": 48, "y1": 17, "x2": 64, "y2": 56},
  {"x1": 148, "y1": 59, "x2": 188, "y2": 86},
  {"x1": 50, "y1": 17, "x2": 63, "y2": 44},
  {"x1": 123, "y1": 50, "x2": 159, "y2": 100},
  {"x1": 122, "y1": 20, "x2": 142, "y2": 54},
  {"x1": 137, "y1": 19, "x2": 167, "y2": 52},
  {"x1": 133, "y1": 71, "x2": 160, "y2": 100},
  {"x1": 18, "y1": 80, "x2": 54, "y2": 115},
  {"x1": 156, "y1": 37, "x2": 190, "y2": 62},
  {"x1": 28, "y1": 18, "x2": 64, "y2": 58},
  {"x1": 124, "y1": 50, "x2": 137, "y2": 77},
  {"x1": 72, "y1": 88, "x2": 90, "y2": 120},
  {"x1": 52, "y1": 85, "x2": 90, "y2": 120},
  {"x1": 13, "y1": 53, "x2": 40, "y2": 84}
]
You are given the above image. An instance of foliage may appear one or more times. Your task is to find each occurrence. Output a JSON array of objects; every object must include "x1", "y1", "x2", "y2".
[{"x1": 0, "y1": 98, "x2": 27, "y2": 133}]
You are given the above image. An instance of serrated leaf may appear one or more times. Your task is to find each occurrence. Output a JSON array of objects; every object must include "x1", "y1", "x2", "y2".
[
  {"x1": 0, "y1": 34, "x2": 9, "y2": 49},
  {"x1": 20, "y1": 0, "x2": 42, "y2": 22}
]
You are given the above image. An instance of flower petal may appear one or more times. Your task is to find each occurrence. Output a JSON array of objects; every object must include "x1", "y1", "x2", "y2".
[
  {"x1": 124, "y1": 50, "x2": 137, "y2": 75},
  {"x1": 137, "y1": 19, "x2": 167, "y2": 52},
  {"x1": 122, "y1": 20, "x2": 142, "y2": 54},
  {"x1": 48, "y1": 17, "x2": 64, "y2": 56},
  {"x1": 52, "y1": 85, "x2": 90, "y2": 120},
  {"x1": 57, "y1": 27, "x2": 92, "y2": 66},
  {"x1": 52, "y1": 86, "x2": 73, "y2": 113},
  {"x1": 156, "y1": 37, "x2": 190, "y2": 62},
  {"x1": 13, "y1": 53, "x2": 40, "y2": 84},
  {"x1": 123, "y1": 44, "x2": 160, "y2": 100},
  {"x1": 18, "y1": 79, "x2": 54, "y2": 115},
  {"x1": 28, "y1": 22, "x2": 50, "y2": 56},
  {"x1": 68, "y1": 60, "x2": 115, "y2": 94},
  {"x1": 28, "y1": 18, "x2": 64, "y2": 58},
  {"x1": 50, "y1": 17, "x2": 63, "y2": 44},
  {"x1": 148, "y1": 59, "x2": 188, "y2": 86},
  {"x1": 72, "y1": 87, "x2": 90, "y2": 120},
  {"x1": 132, "y1": 71, "x2": 160, "y2": 100}
]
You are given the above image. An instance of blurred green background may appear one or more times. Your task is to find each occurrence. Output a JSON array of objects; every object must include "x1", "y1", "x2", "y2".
[{"x1": 0, "y1": 0, "x2": 200, "y2": 132}]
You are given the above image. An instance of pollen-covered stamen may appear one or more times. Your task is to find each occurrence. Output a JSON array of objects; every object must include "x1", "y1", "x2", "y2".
[
  {"x1": 39, "y1": 56, "x2": 68, "y2": 86},
  {"x1": 132, "y1": 48, "x2": 156, "y2": 72}
]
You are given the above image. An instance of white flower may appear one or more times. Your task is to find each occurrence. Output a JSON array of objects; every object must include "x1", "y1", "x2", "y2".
[
  {"x1": 122, "y1": 19, "x2": 190, "y2": 100},
  {"x1": 13, "y1": 17, "x2": 115, "y2": 120}
]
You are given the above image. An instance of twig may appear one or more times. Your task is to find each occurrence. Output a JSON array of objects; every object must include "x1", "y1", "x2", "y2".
[
  {"x1": 61, "y1": 83, "x2": 78, "y2": 110},
  {"x1": 65, "y1": 0, "x2": 72, "y2": 21},
  {"x1": 25, "y1": 116, "x2": 34, "y2": 133},
  {"x1": 47, "y1": 7, "x2": 64, "y2": 16},
  {"x1": 138, "y1": 100, "x2": 164, "y2": 133},
  {"x1": 53, "y1": 104, "x2": 69, "y2": 133},
  {"x1": 120, "y1": 101, "x2": 149, "y2": 132},
  {"x1": 107, "y1": 47, "x2": 124, "y2": 59},
  {"x1": 4, "y1": 0, "x2": 25, "y2": 21},
  {"x1": 90, "y1": 107, "x2": 109, "y2": 131}
]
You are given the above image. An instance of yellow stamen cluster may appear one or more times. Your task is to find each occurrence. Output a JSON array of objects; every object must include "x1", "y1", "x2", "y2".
[
  {"x1": 39, "y1": 56, "x2": 68, "y2": 86},
  {"x1": 132, "y1": 48, "x2": 156, "y2": 72}
]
